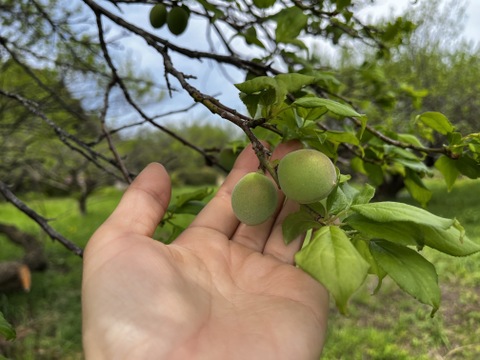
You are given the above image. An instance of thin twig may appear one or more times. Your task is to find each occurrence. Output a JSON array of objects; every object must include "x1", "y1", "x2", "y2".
[
  {"x1": 0, "y1": 180, "x2": 84, "y2": 257},
  {"x1": 0, "y1": 89, "x2": 125, "y2": 181},
  {"x1": 100, "y1": 80, "x2": 133, "y2": 184}
]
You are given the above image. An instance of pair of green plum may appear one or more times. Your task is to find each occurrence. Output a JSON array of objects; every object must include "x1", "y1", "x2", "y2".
[
  {"x1": 149, "y1": 4, "x2": 189, "y2": 35},
  {"x1": 232, "y1": 149, "x2": 337, "y2": 225}
]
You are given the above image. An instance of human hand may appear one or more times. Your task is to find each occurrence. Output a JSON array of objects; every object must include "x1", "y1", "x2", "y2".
[{"x1": 82, "y1": 142, "x2": 329, "y2": 360}]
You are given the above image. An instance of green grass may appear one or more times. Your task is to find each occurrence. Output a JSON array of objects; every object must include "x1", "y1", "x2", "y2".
[{"x1": 0, "y1": 178, "x2": 479, "y2": 359}]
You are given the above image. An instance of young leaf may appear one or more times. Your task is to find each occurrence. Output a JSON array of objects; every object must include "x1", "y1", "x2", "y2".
[
  {"x1": 295, "y1": 226, "x2": 369, "y2": 314},
  {"x1": 294, "y1": 97, "x2": 363, "y2": 117},
  {"x1": 350, "y1": 202, "x2": 456, "y2": 230},
  {"x1": 346, "y1": 214, "x2": 418, "y2": 247},
  {"x1": 370, "y1": 240, "x2": 441, "y2": 316},
  {"x1": 403, "y1": 168, "x2": 432, "y2": 208},
  {"x1": 434, "y1": 155, "x2": 460, "y2": 191},
  {"x1": 274, "y1": 7, "x2": 308, "y2": 43},
  {"x1": 347, "y1": 214, "x2": 480, "y2": 256},
  {"x1": 421, "y1": 225, "x2": 480, "y2": 257},
  {"x1": 326, "y1": 185, "x2": 349, "y2": 215},
  {"x1": 235, "y1": 76, "x2": 277, "y2": 94},
  {"x1": 275, "y1": 73, "x2": 316, "y2": 93},
  {"x1": 282, "y1": 208, "x2": 322, "y2": 244},
  {"x1": 173, "y1": 200, "x2": 205, "y2": 216},
  {"x1": 415, "y1": 111, "x2": 454, "y2": 135},
  {"x1": 0, "y1": 311, "x2": 15, "y2": 341},
  {"x1": 174, "y1": 188, "x2": 213, "y2": 208},
  {"x1": 351, "y1": 184, "x2": 375, "y2": 206}
]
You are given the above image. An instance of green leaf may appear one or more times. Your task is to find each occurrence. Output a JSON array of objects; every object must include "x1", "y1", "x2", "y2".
[
  {"x1": 335, "y1": 0, "x2": 352, "y2": 11},
  {"x1": 403, "y1": 169, "x2": 432, "y2": 208},
  {"x1": 295, "y1": 226, "x2": 369, "y2": 314},
  {"x1": 174, "y1": 188, "x2": 213, "y2": 208},
  {"x1": 282, "y1": 208, "x2": 322, "y2": 244},
  {"x1": 394, "y1": 157, "x2": 432, "y2": 175},
  {"x1": 347, "y1": 214, "x2": 480, "y2": 256},
  {"x1": 370, "y1": 240, "x2": 440, "y2": 315},
  {"x1": 243, "y1": 26, "x2": 265, "y2": 48},
  {"x1": 351, "y1": 184, "x2": 376, "y2": 206},
  {"x1": 363, "y1": 162, "x2": 384, "y2": 186},
  {"x1": 350, "y1": 202, "x2": 455, "y2": 230},
  {"x1": 294, "y1": 97, "x2": 363, "y2": 117},
  {"x1": 196, "y1": 0, "x2": 225, "y2": 20},
  {"x1": 0, "y1": 311, "x2": 15, "y2": 341},
  {"x1": 274, "y1": 7, "x2": 308, "y2": 43},
  {"x1": 325, "y1": 180, "x2": 367, "y2": 216},
  {"x1": 352, "y1": 237, "x2": 386, "y2": 287},
  {"x1": 421, "y1": 224, "x2": 480, "y2": 257},
  {"x1": 319, "y1": 130, "x2": 360, "y2": 146},
  {"x1": 416, "y1": 112, "x2": 454, "y2": 135},
  {"x1": 435, "y1": 155, "x2": 460, "y2": 191},
  {"x1": 172, "y1": 200, "x2": 205, "y2": 215},
  {"x1": 397, "y1": 133, "x2": 425, "y2": 148},
  {"x1": 347, "y1": 214, "x2": 418, "y2": 247},
  {"x1": 454, "y1": 156, "x2": 480, "y2": 179},
  {"x1": 235, "y1": 76, "x2": 277, "y2": 94},
  {"x1": 275, "y1": 73, "x2": 316, "y2": 93},
  {"x1": 253, "y1": 0, "x2": 276, "y2": 9},
  {"x1": 326, "y1": 184, "x2": 350, "y2": 215}
]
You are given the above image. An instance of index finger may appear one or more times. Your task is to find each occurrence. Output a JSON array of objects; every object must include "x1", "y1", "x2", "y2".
[{"x1": 90, "y1": 163, "x2": 172, "y2": 242}]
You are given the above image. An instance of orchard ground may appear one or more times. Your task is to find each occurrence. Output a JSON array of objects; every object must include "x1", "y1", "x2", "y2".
[{"x1": 1, "y1": 178, "x2": 479, "y2": 359}]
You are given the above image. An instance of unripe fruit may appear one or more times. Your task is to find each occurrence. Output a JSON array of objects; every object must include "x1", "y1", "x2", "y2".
[
  {"x1": 167, "y1": 6, "x2": 189, "y2": 35},
  {"x1": 231, "y1": 172, "x2": 278, "y2": 226},
  {"x1": 149, "y1": 4, "x2": 168, "y2": 29},
  {"x1": 277, "y1": 149, "x2": 337, "y2": 204}
]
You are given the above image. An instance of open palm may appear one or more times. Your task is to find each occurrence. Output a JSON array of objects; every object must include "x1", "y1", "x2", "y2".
[{"x1": 82, "y1": 143, "x2": 329, "y2": 360}]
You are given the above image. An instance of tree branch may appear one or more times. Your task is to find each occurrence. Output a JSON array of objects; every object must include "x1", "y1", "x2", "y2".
[{"x1": 0, "y1": 180, "x2": 83, "y2": 257}]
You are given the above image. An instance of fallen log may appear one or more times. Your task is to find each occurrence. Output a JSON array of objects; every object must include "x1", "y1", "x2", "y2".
[{"x1": 0, "y1": 224, "x2": 47, "y2": 292}]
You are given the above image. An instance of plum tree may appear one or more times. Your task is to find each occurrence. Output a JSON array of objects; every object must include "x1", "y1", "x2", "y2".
[
  {"x1": 149, "y1": 4, "x2": 168, "y2": 29},
  {"x1": 277, "y1": 149, "x2": 337, "y2": 204},
  {"x1": 231, "y1": 172, "x2": 278, "y2": 225}
]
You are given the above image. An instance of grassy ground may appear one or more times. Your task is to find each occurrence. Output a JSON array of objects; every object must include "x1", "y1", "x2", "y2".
[{"x1": 0, "y1": 178, "x2": 479, "y2": 359}]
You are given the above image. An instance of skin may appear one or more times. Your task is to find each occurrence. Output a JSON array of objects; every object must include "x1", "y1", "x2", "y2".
[{"x1": 82, "y1": 142, "x2": 329, "y2": 360}]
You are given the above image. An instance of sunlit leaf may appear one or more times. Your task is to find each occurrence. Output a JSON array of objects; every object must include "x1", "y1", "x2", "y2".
[
  {"x1": 347, "y1": 214, "x2": 480, "y2": 256},
  {"x1": 350, "y1": 202, "x2": 455, "y2": 229},
  {"x1": 416, "y1": 112, "x2": 454, "y2": 135},
  {"x1": 295, "y1": 226, "x2": 369, "y2": 314},
  {"x1": 235, "y1": 76, "x2": 277, "y2": 94},
  {"x1": 434, "y1": 155, "x2": 460, "y2": 191},
  {"x1": 294, "y1": 97, "x2": 363, "y2": 117}
]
